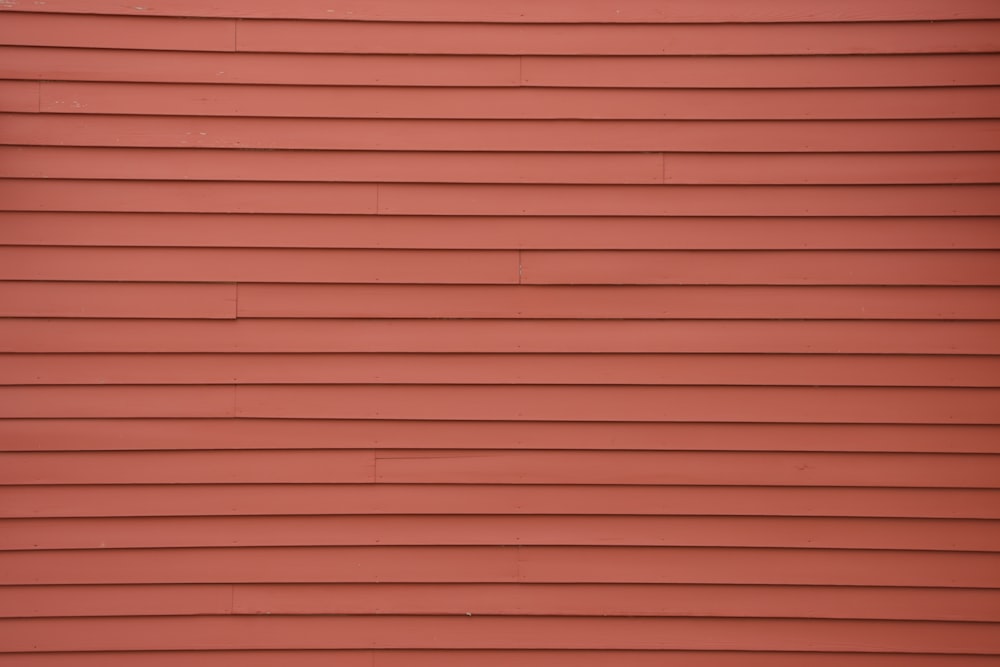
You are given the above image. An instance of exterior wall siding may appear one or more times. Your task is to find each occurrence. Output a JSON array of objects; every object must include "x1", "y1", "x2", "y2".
[{"x1": 1, "y1": 2, "x2": 999, "y2": 664}]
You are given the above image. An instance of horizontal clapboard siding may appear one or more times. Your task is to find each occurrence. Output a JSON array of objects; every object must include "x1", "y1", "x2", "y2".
[
  {"x1": 2, "y1": 248, "x2": 999, "y2": 284},
  {"x1": 3, "y1": 615, "x2": 1000, "y2": 652},
  {"x1": 6, "y1": 285, "x2": 1000, "y2": 319},
  {"x1": 7, "y1": 181, "x2": 1000, "y2": 215},
  {"x1": 5, "y1": 353, "x2": 1000, "y2": 384},
  {"x1": 5, "y1": 0, "x2": 1000, "y2": 22},
  {"x1": 4, "y1": 320, "x2": 999, "y2": 353},
  {"x1": 6, "y1": 485, "x2": 1000, "y2": 518},
  {"x1": 3, "y1": 13, "x2": 1000, "y2": 55},
  {"x1": 4, "y1": 385, "x2": 1000, "y2": 421},
  {"x1": 22, "y1": 84, "x2": 1000, "y2": 118},
  {"x1": 4, "y1": 583, "x2": 1000, "y2": 621},
  {"x1": 9, "y1": 115, "x2": 1000, "y2": 150},
  {"x1": 0, "y1": 654, "x2": 996, "y2": 667},
  {"x1": 3, "y1": 420, "x2": 999, "y2": 452},
  {"x1": 2, "y1": 450, "x2": 998, "y2": 487},
  {"x1": 1, "y1": 2, "x2": 998, "y2": 663},
  {"x1": 6, "y1": 515, "x2": 1000, "y2": 551},
  {"x1": 1, "y1": 213, "x2": 997, "y2": 248},
  {"x1": 5, "y1": 147, "x2": 1000, "y2": 185},
  {"x1": 8, "y1": 47, "x2": 1000, "y2": 87},
  {"x1": 3, "y1": 546, "x2": 999, "y2": 586}
]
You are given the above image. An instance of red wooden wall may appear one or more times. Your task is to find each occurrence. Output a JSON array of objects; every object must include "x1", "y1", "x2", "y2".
[{"x1": 2, "y1": 1, "x2": 1000, "y2": 664}]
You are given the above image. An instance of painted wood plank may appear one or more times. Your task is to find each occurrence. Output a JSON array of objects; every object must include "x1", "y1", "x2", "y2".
[
  {"x1": 0, "y1": 450, "x2": 375, "y2": 484},
  {"x1": 0, "y1": 282, "x2": 237, "y2": 318},
  {"x1": 3, "y1": 449, "x2": 994, "y2": 487},
  {"x1": 0, "y1": 386, "x2": 235, "y2": 418},
  {"x1": 5, "y1": 352, "x2": 1000, "y2": 386},
  {"x1": 374, "y1": 450, "x2": 1000, "y2": 488},
  {"x1": 2, "y1": 546, "x2": 996, "y2": 587},
  {"x1": 521, "y1": 54, "x2": 1000, "y2": 88},
  {"x1": 7, "y1": 147, "x2": 1000, "y2": 185},
  {"x1": 5, "y1": 48, "x2": 522, "y2": 87},
  {"x1": 3, "y1": 320, "x2": 998, "y2": 354},
  {"x1": 3, "y1": 583, "x2": 998, "y2": 622},
  {"x1": 0, "y1": 545, "x2": 522, "y2": 584},
  {"x1": 2, "y1": 213, "x2": 998, "y2": 249},
  {"x1": 7, "y1": 114, "x2": 1000, "y2": 151},
  {"x1": 6, "y1": 247, "x2": 997, "y2": 285},
  {"x1": 237, "y1": 19, "x2": 1000, "y2": 56},
  {"x1": 518, "y1": 250, "x2": 1000, "y2": 285},
  {"x1": 36, "y1": 82, "x2": 1000, "y2": 119},
  {"x1": 657, "y1": 152, "x2": 1000, "y2": 185},
  {"x1": 517, "y1": 546, "x2": 1000, "y2": 586},
  {"x1": 376, "y1": 184, "x2": 1000, "y2": 216},
  {"x1": 5, "y1": 485, "x2": 998, "y2": 519},
  {"x1": 2, "y1": 419, "x2": 996, "y2": 453},
  {"x1": 5, "y1": 0, "x2": 1000, "y2": 22},
  {"x1": 0, "y1": 649, "x2": 994, "y2": 667},
  {"x1": 1, "y1": 614, "x2": 999, "y2": 653},
  {"x1": 3, "y1": 515, "x2": 996, "y2": 551},
  {"x1": 228, "y1": 583, "x2": 1000, "y2": 622},
  {"x1": 0, "y1": 651, "x2": 374, "y2": 667},
  {"x1": 8, "y1": 48, "x2": 1000, "y2": 87},
  {"x1": 0, "y1": 584, "x2": 232, "y2": 617},
  {"x1": 0, "y1": 147, "x2": 666, "y2": 185},
  {"x1": 6, "y1": 384, "x2": 998, "y2": 423},
  {"x1": 236, "y1": 285, "x2": 1000, "y2": 318},
  {"x1": 0, "y1": 180, "x2": 379, "y2": 214},
  {"x1": 0, "y1": 248, "x2": 519, "y2": 284},
  {"x1": 0, "y1": 80, "x2": 37, "y2": 112},
  {"x1": 232, "y1": 385, "x2": 1000, "y2": 424},
  {"x1": 0, "y1": 284, "x2": 993, "y2": 320},
  {"x1": 0, "y1": 12, "x2": 235, "y2": 51}
]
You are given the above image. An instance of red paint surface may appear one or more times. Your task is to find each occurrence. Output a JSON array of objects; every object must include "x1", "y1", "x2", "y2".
[{"x1": 1, "y1": 3, "x2": 999, "y2": 663}]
